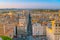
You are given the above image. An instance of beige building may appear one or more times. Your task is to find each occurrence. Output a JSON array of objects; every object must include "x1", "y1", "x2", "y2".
[
  {"x1": 46, "y1": 20, "x2": 60, "y2": 40},
  {"x1": 0, "y1": 24, "x2": 14, "y2": 38},
  {"x1": 0, "y1": 13, "x2": 15, "y2": 38}
]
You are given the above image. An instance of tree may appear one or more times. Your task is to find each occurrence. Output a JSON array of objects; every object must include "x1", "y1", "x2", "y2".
[{"x1": 0, "y1": 36, "x2": 12, "y2": 40}]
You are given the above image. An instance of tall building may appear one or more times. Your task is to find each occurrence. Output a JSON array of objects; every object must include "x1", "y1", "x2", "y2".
[
  {"x1": 32, "y1": 23, "x2": 46, "y2": 36},
  {"x1": 0, "y1": 14, "x2": 15, "y2": 38},
  {"x1": 16, "y1": 13, "x2": 28, "y2": 36},
  {"x1": 46, "y1": 20, "x2": 60, "y2": 40},
  {"x1": 32, "y1": 22, "x2": 46, "y2": 40}
]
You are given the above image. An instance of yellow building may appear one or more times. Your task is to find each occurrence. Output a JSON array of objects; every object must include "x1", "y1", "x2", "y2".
[{"x1": 46, "y1": 20, "x2": 60, "y2": 40}]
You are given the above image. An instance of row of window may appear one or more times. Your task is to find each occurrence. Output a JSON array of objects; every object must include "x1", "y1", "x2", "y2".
[{"x1": 55, "y1": 24, "x2": 60, "y2": 27}]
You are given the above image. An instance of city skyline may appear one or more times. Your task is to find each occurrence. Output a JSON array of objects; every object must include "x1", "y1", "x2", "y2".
[{"x1": 0, "y1": 0, "x2": 60, "y2": 9}]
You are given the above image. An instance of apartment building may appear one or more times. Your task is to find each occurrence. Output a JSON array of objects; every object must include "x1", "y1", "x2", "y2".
[
  {"x1": 32, "y1": 22, "x2": 46, "y2": 40},
  {"x1": 32, "y1": 23, "x2": 46, "y2": 35},
  {"x1": 0, "y1": 13, "x2": 15, "y2": 38},
  {"x1": 17, "y1": 13, "x2": 28, "y2": 35},
  {"x1": 46, "y1": 20, "x2": 60, "y2": 40}
]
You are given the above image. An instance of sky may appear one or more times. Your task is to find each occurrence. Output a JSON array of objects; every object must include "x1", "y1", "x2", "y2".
[{"x1": 0, "y1": 0, "x2": 60, "y2": 9}]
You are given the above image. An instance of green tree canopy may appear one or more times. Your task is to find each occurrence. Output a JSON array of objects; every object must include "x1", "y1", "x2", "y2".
[{"x1": 0, "y1": 36, "x2": 12, "y2": 40}]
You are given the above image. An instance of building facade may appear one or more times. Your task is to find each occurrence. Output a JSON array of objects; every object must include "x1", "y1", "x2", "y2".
[
  {"x1": 46, "y1": 20, "x2": 60, "y2": 40},
  {"x1": 0, "y1": 13, "x2": 15, "y2": 38}
]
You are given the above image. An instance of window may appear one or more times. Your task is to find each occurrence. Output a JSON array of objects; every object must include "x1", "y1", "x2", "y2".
[
  {"x1": 56, "y1": 24, "x2": 57, "y2": 27},
  {"x1": 47, "y1": 23, "x2": 52, "y2": 28},
  {"x1": 59, "y1": 24, "x2": 60, "y2": 26},
  {"x1": 56, "y1": 24, "x2": 59, "y2": 27}
]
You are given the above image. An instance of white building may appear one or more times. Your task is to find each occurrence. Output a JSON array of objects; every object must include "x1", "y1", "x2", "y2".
[{"x1": 32, "y1": 23, "x2": 46, "y2": 36}]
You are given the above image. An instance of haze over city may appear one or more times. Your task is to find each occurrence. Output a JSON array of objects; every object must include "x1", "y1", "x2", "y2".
[{"x1": 0, "y1": 0, "x2": 60, "y2": 9}]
